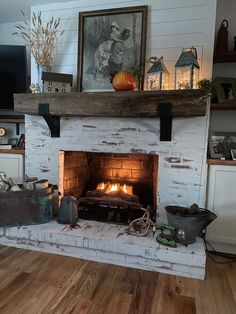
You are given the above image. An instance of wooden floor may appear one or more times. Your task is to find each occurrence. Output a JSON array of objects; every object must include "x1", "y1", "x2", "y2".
[{"x1": 0, "y1": 246, "x2": 235, "y2": 314}]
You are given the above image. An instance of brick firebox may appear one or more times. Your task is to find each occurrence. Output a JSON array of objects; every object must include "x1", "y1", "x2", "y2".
[{"x1": 59, "y1": 151, "x2": 158, "y2": 217}]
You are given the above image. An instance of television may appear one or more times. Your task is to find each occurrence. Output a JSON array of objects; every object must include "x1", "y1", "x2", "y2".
[{"x1": 0, "y1": 45, "x2": 28, "y2": 111}]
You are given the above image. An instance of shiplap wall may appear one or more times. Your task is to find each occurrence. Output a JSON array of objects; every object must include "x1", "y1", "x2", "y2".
[
  {"x1": 26, "y1": 0, "x2": 216, "y2": 221},
  {"x1": 31, "y1": 0, "x2": 217, "y2": 89}
]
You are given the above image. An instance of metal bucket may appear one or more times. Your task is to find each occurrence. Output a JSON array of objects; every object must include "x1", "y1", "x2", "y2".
[
  {"x1": 0, "y1": 185, "x2": 53, "y2": 227},
  {"x1": 165, "y1": 206, "x2": 217, "y2": 244}
]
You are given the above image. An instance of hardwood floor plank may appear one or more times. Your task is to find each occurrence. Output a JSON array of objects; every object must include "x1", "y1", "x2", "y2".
[
  {"x1": 86, "y1": 264, "x2": 125, "y2": 314},
  {"x1": 104, "y1": 292, "x2": 133, "y2": 314},
  {"x1": 0, "y1": 272, "x2": 31, "y2": 309},
  {"x1": 0, "y1": 250, "x2": 40, "y2": 291},
  {"x1": 225, "y1": 263, "x2": 236, "y2": 304},
  {"x1": 208, "y1": 259, "x2": 236, "y2": 314},
  {"x1": 150, "y1": 273, "x2": 176, "y2": 314},
  {"x1": 175, "y1": 276, "x2": 197, "y2": 298},
  {"x1": 41, "y1": 260, "x2": 89, "y2": 313},
  {"x1": 127, "y1": 269, "x2": 159, "y2": 314},
  {"x1": 174, "y1": 295, "x2": 196, "y2": 314}
]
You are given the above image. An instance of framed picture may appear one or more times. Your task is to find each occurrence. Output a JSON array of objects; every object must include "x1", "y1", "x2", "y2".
[
  {"x1": 78, "y1": 5, "x2": 148, "y2": 92},
  {"x1": 231, "y1": 149, "x2": 236, "y2": 160},
  {"x1": 7, "y1": 138, "x2": 18, "y2": 147},
  {"x1": 17, "y1": 134, "x2": 25, "y2": 150},
  {"x1": 214, "y1": 77, "x2": 236, "y2": 104},
  {"x1": 209, "y1": 132, "x2": 236, "y2": 159}
]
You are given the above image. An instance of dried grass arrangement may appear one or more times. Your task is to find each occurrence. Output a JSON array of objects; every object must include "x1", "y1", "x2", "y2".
[{"x1": 12, "y1": 11, "x2": 64, "y2": 67}]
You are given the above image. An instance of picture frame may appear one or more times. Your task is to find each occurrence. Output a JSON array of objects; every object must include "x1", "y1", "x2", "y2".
[
  {"x1": 214, "y1": 77, "x2": 236, "y2": 104},
  {"x1": 7, "y1": 138, "x2": 18, "y2": 147},
  {"x1": 78, "y1": 5, "x2": 148, "y2": 92},
  {"x1": 209, "y1": 132, "x2": 236, "y2": 159},
  {"x1": 17, "y1": 134, "x2": 25, "y2": 150},
  {"x1": 231, "y1": 149, "x2": 236, "y2": 160}
]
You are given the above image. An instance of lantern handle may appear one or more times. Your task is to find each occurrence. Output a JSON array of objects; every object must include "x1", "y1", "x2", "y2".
[{"x1": 149, "y1": 56, "x2": 163, "y2": 64}]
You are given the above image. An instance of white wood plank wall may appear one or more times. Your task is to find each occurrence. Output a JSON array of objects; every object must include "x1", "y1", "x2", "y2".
[
  {"x1": 26, "y1": 0, "x2": 216, "y2": 221},
  {"x1": 31, "y1": 0, "x2": 217, "y2": 88}
]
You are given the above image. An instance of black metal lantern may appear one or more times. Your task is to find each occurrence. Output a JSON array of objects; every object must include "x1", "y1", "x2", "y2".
[
  {"x1": 147, "y1": 56, "x2": 169, "y2": 90},
  {"x1": 175, "y1": 47, "x2": 200, "y2": 89}
]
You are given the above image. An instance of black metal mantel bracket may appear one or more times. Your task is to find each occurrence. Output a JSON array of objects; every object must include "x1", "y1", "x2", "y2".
[
  {"x1": 38, "y1": 103, "x2": 60, "y2": 137},
  {"x1": 158, "y1": 102, "x2": 172, "y2": 141}
]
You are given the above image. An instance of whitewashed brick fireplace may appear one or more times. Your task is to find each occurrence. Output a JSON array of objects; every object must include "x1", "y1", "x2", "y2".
[{"x1": 25, "y1": 111, "x2": 209, "y2": 222}]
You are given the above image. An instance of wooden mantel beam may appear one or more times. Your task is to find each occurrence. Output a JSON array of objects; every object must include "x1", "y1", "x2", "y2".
[{"x1": 14, "y1": 90, "x2": 208, "y2": 118}]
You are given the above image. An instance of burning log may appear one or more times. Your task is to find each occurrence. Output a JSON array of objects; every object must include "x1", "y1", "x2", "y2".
[
  {"x1": 86, "y1": 189, "x2": 139, "y2": 203},
  {"x1": 78, "y1": 181, "x2": 145, "y2": 224}
]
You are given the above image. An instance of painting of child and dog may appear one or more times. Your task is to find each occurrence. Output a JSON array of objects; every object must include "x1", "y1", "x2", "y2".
[{"x1": 78, "y1": 6, "x2": 147, "y2": 91}]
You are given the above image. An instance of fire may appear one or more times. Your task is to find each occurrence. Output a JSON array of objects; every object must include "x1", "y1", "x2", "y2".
[{"x1": 96, "y1": 182, "x2": 133, "y2": 194}]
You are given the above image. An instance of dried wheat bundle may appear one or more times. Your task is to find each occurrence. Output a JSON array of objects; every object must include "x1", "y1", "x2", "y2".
[{"x1": 12, "y1": 10, "x2": 64, "y2": 67}]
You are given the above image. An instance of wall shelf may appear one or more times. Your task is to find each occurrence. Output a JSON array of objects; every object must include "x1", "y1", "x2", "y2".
[
  {"x1": 0, "y1": 116, "x2": 25, "y2": 135},
  {"x1": 211, "y1": 102, "x2": 236, "y2": 110},
  {"x1": 0, "y1": 119, "x2": 25, "y2": 123},
  {"x1": 213, "y1": 51, "x2": 236, "y2": 63},
  {"x1": 0, "y1": 149, "x2": 25, "y2": 155},
  {"x1": 14, "y1": 90, "x2": 208, "y2": 140},
  {"x1": 207, "y1": 159, "x2": 236, "y2": 166},
  {"x1": 14, "y1": 90, "x2": 208, "y2": 118}
]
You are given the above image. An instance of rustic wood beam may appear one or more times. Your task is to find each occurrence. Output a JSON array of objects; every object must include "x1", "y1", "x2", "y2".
[{"x1": 14, "y1": 90, "x2": 208, "y2": 118}]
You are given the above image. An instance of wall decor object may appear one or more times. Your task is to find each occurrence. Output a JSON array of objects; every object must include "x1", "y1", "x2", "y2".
[
  {"x1": 42, "y1": 72, "x2": 73, "y2": 93},
  {"x1": 231, "y1": 149, "x2": 236, "y2": 160},
  {"x1": 0, "y1": 127, "x2": 6, "y2": 137},
  {"x1": 146, "y1": 56, "x2": 169, "y2": 90},
  {"x1": 215, "y1": 19, "x2": 228, "y2": 52},
  {"x1": 175, "y1": 47, "x2": 200, "y2": 90},
  {"x1": 213, "y1": 77, "x2": 236, "y2": 104},
  {"x1": 209, "y1": 132, "x2": 236, "y2": 159},
  {"x1": 112, "y1": 71, "x2": 136, "y2": 91},
  {"x1": 8, "y1": 138, "x2": 18, "y2": 147},
  {"x1": 13, "y1": 11, "x2": 64, "y2": 92},
  {"x1": 17, "y1": 134, "x2": 25, "y2": 150},
  {"x1": 78, "y1": 5, "x2": 148, "y2": 92}
]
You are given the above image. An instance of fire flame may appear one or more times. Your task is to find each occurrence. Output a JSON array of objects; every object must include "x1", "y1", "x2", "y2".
[{"x1": 96, "y1": 182, "x2": 133, "y2": 194}]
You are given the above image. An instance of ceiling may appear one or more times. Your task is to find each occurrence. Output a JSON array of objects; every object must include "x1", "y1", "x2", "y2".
[{"x1": 0, "y1": 0, "x2": 70, "y2": 23}]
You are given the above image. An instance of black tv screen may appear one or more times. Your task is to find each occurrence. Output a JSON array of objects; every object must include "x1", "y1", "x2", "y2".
[{"x1": 0, "y1": 45, "x2": 27, "y2": 110}]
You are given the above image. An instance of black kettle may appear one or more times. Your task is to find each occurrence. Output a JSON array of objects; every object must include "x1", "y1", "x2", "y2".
[{"x1": 57, "y1": 196, "x2": 79, "y2": 224}]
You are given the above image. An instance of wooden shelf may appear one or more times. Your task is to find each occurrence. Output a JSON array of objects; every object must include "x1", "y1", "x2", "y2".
[
  {"x1": 14, "y1": 90, "x2": 208, "y2": 118},
  {"x1": 0, "y1": 149, "x2": 25, "y2": 155},
  {"x1": 0, "y1": 119, "x2": 25, "y2": 123},
  {"x1": 211, "y1": 102, "x2": 236, "y2": 110},
  {"x1": 213, "y1": 51, "x2": 236, "y2": 63},
  {"x1": 207, "y1": 159, "x2": 236, "y2": 166}
]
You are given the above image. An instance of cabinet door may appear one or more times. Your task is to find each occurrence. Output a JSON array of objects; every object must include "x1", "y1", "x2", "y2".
[
  {"x1": 206, "y1": 165, "x2": 236, "y2": 245},
  {"x1": 0, "y1": 154, "x2": 24, "y2": 184}
]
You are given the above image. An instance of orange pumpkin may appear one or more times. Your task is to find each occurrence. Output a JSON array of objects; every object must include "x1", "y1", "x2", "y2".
[{"x1": 112, "y1": 71, "x2": 136, "y2": 91}]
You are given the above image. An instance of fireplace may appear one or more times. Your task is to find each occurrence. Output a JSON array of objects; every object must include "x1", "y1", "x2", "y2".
[
  {"x1": 59, "y1": 151, "x2": 158, "y2": 223},
  {"x1": 5, "y1": 91, "x2": 210, "y2": 279}
]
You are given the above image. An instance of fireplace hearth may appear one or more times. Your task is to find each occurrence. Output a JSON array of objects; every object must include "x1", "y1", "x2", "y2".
[{"x1": 59, "y1": 151, "x2": 158, "y2": 224}]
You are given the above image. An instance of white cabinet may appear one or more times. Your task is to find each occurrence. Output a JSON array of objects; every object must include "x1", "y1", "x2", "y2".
[
  {"x1": 0, "y1": 153, "x2": 24, "y2": 184},
  {"x1": 206, "y1": 165, "x2": 236, "y2": 254}
]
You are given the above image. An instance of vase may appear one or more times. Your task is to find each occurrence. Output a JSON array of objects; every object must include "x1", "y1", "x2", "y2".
[{"x1": 37, "y1": 64, "x2": 50, "y2": 93}]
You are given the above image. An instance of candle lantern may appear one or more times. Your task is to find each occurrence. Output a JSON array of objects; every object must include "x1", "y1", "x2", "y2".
[
  {"x1": 175, "y1": 47, "x2": 200, "y2": 89},
  {"x1": 146, "y1": 56, "x2": 169, "y2": 90}
]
